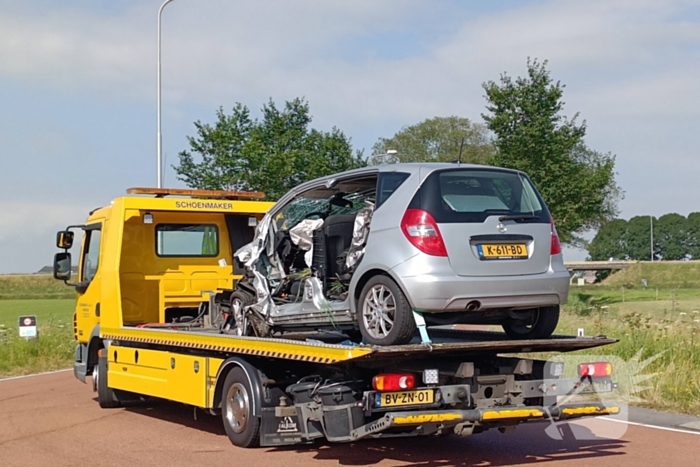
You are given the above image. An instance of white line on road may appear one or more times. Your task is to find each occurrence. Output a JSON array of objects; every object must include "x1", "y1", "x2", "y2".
[
  {"x1": 0, "y1": 368, "x2": 71, "y2": 382},
  {"x1": 602, "y1": 417, "x2": 700, "y2": 436}
]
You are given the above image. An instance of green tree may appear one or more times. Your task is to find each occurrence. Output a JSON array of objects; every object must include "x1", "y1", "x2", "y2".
[
  {"x1": 371, "y1": 116, "x2": 494, "y2": 165},
  {"x1": 481, "y1": 58, "x2": 622, "y2": 244},
  {"x1": 688, "y1": 212, "x2": 700, "y2": 259},
  {"x1": 626, "y1": 215, "x2": 656, "y2": 261},
  {"x1": 587, "y1": 219, "x2": 628, "y2": 261},
  {"x1": 655, "y1": 213, "x2": 688, "y2": 260},
  {"x1": 175, "y1": 98, "x2": 365, "y2": 200}
]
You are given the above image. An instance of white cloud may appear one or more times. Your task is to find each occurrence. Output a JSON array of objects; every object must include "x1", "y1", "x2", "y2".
[
  {"x1": 1, "y1": 0, "x2": 698, "y2": 124},
  {"x1": 0, "y1": 202, "x2": 91, "y2": 273}
]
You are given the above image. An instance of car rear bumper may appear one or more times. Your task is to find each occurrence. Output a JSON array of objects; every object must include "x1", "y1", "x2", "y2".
[{"x1": 393, "y1": 260, "x2": 571, "y2": 312}]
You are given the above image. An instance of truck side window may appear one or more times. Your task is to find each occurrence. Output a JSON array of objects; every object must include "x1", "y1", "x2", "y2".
[
  {"x1": 156, "y1": 224, "x2": 219, "y2": 257},
  {"x1": 81, "y1": 228, "x2": 102, "y2": 283}
]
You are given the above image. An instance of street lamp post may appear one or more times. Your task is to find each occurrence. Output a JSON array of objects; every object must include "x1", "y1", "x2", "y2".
[
  {"x1": 157, "y1": 0, "x2": 176, "y2": 188},
  {"x1": 650, "y1": 215, "x2": 654, "y2": 261}
]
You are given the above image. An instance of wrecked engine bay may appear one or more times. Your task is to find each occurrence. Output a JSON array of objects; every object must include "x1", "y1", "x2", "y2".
[{"x1": 218, "y1": 178, "x2": 377, "y2": 339}]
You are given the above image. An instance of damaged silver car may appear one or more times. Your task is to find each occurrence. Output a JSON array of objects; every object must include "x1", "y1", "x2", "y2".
[{"x1": 224, "y1": 163, "x2": 570, "y2": 346}]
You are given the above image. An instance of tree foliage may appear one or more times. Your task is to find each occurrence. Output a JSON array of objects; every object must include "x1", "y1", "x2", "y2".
[
  {"x1": 371, "y1": 116, "x2": 494, "y2": 165},
  {"x1": 175, "y1": 98, "x2": 365, "y2": 200},
  {"x1": 481, "y1": 58, "x2": 622, "y2": 244},
  {"x1": 589, "y1": 213, "x2": 700, "y2": 261}
]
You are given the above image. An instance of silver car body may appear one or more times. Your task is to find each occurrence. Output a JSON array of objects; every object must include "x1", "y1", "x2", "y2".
[{"x1": 235, "y1": 162, "x2": 570, "y2": 332}]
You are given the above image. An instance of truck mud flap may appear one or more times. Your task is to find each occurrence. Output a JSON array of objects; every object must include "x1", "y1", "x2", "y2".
[
  {"x1": 259, "y1": 407, "x2": 309, "y2": 447},
  {"x1": 348, "y1": 402, "x2": 621, "y2": 441}
]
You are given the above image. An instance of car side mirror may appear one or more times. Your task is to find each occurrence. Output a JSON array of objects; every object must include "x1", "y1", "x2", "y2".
[
  {"x1": 57, "y1": 231, "x2": 74, "y2": 249},
  {"x1": 53, "y1": 252, "x2": 72, "y2": 281}
]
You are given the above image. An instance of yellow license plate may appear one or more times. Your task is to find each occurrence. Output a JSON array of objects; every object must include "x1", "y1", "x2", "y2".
[
  {"x1": 377, "y1": 389, "x2": 434, "y2": 407},
  {"x1": 478, "y1": 243, "x2": 527, "y2": 259}
]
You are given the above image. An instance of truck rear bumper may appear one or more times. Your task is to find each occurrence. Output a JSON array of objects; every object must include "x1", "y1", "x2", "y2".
[{"x1": 350, "y1": 402, "x2": 620, "y2": 441}]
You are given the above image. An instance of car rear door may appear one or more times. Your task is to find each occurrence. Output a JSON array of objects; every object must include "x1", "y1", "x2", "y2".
[{"x1": 416, "y1": 167, "x2": 554, "y2": 277}]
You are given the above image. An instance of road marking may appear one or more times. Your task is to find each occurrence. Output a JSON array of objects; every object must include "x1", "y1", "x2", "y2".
[
  {"x1": 602, "y1": 417, "x2": 700, "y2": 436},
  {"x1": 0, "y1": 368, "x2": 71, "y2": 383}
]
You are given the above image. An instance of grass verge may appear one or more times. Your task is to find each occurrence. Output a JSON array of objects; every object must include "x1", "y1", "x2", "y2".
[
  {"x1": 557, "y1": 288, "x2": 700, "y2": 416},
  {"x1": 0, "y1": 274, "x2": 76, "y2": 300},
  {"x1": 0, "y1": 299, "x2": 75, "y2": 377}
]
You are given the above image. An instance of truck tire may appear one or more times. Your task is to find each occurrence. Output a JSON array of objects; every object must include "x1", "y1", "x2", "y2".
[
  {"x1": 502, "y1": 305, "x2": 560, "y2": 340},
  {"x1": 357, "y1": 275, "x2": 416, "y2": 346},
  {"x1": 221, "y1": 367, "x2": 261, "y2": 448},
  {"x1": 95, "y1": 355, "x2": 122, "y2": 409}
]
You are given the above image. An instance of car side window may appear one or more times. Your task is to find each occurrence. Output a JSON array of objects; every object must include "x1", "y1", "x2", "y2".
[{"x1": 376, "y1": 172, "x2": 410, "y2": 208}]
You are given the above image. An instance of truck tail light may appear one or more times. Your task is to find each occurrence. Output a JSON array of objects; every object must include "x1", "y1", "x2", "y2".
[
  {"x1": 578, "y1": 362, "x2": 613, "y2": 378},
  {"x1": 550, "y1": 218, "x2": 562, "y2": 255},
  {"x1": 400, "y1": 209, "x2": 448, "y2": 257},
  {"x1": 373, "y1": 373, "x2": 416, "y2": 392}
]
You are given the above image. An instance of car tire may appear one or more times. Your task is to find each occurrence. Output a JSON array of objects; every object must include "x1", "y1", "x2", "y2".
[
  {"x1": 357, "y1": 275, "x2": 416, "y2": 346},
  {"x1": 501, "y1": 305, "x2": 560, "y2": 340},
  {"x1": 221, "y1": 367, "x2": 261, "y2": 448},
  {"x1": 229, "y1": 290, "x2": 254, "y2": 337}
]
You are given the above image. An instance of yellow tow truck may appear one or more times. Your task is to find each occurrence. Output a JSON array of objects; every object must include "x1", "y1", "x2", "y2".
[{"x1": 52, "y1": 187, "x2": 620, "y2": 448}]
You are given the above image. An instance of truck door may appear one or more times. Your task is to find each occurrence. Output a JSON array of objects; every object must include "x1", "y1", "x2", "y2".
[{"x1": 75, "y1": 222, "x2": 102, "y2": 340}]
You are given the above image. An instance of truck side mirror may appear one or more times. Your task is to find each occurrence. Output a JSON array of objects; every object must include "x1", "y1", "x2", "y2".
[
  {"x1": 53, "y1": 252, "x2": 72, "y2": 281},
  {"x1": 57, "y1": 231, "x2": 75, "y2": 249}
]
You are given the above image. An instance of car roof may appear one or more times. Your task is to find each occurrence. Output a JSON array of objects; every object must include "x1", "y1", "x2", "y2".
[
  {"x1": 282, "y1": 162, "x2": 528, "y2": 199},
  {"x1": 309, "y1": 162, "x2": 521, "y2": 182}
]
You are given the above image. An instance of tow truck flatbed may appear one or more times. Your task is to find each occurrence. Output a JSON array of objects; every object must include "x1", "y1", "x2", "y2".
[{"x1": 101, "y1": 325, "x2": 616, "y2": 365}]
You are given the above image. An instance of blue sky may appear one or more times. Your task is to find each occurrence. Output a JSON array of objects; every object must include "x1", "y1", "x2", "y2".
[{"x1": 1, "y1": 0, "x2": 699, "y2": 273}]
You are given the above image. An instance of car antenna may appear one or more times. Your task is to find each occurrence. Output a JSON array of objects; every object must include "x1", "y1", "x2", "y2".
[{"x1": 455, "y1": 137, "x2": 465, "y2": 164}]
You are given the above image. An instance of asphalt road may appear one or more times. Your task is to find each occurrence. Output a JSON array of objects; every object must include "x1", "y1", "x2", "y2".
[{"x1": 1, "y1": 371, "x2": 699, "y2": 467}]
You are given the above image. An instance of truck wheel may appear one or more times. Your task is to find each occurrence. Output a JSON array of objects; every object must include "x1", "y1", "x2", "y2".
[
  {"x1": 221, "y1": 367, "x2": 261, "y2": 448},
  {"x1": 94, "y1": 354, "x2": 122, "y2": 409},
  {"x1": 230, "y1": 291, "x2": 254, "y2": 337},
  {"x1": 358, "y1": 275, "x2": 416, "y2": 346},
  {"x1": 502, "y1": 305, "x2": 560, "y2": 340}
]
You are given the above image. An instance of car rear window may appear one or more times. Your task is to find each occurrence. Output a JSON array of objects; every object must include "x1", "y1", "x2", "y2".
[{"x1": 410, "y1": 168, "x2": 550, "y2": 223}]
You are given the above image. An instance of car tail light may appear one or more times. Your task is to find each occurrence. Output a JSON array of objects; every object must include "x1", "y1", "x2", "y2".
[
  {"x1": 373, "y1": 373, "x2": 416, "y2": 392},
  {"x1": 550, "y1": 218, "x2": 562, "y2": 255},
  {"x1": 578, "y1": 362, "x2": 613, "y2": 378},
  {"x1": 400, "y1": 209, "x2": 448, "y2": 257}
]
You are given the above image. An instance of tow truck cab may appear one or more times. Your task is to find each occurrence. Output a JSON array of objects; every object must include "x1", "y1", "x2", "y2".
[{"x1": 52, "y1": 187, "x2": 274, "y2": 382}]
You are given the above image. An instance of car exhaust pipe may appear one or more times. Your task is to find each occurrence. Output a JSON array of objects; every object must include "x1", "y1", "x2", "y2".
[{"x1": 465, "y1": 301, "x2": 481, "y2": 311}]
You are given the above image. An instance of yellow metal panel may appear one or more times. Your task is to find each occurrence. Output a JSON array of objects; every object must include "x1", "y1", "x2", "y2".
[
  {"x1": 107, "y1": 347, "x2": 169, "y2": 398},
  {"x1": 167, "y1": 353, "x2": 207, "y2": 407},
  {"x1": 562, "y1": 406, "x2": 620, "y2": 416},
  {"x1": 481, "y1": 409, "x2": 544, "y2": 420},
  {"x1": 102, "y1": 327, "x2": 375, "y2": 363},
  {"x1": 208, "y1": 358, "x2": 224, "y2": 378},
  {"x1": 393, "y1": 413, "x2": 463, "y2": 425},
  {"x1": 122, "y1": 197, "x2": 274, "y2": 214},
  {"x1": 106, "y1": 346, "x2": 208, "y2": 407}
]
